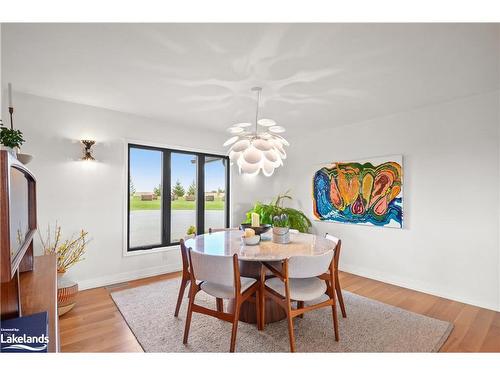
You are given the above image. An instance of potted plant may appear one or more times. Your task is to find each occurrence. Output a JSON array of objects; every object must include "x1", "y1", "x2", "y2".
[
  {"x1": 0, "y1": 125, "x2": 24, "y2": 157},
  {"x1": 186, "y1": 225, "x2": 196, "y2": 236},
  {"x1": 245, "y1": 191, "x2": 312, "y2": 233},
  {"x1": 39, "y1": 224, "x2": 90, "y2": 316},
  {"x1": 272, "y1": 213, "x2": 291, "y2": 244}
]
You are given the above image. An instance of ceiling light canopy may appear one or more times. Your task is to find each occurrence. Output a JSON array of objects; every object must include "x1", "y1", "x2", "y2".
[{"x1": 224, "y1": 87, "x2": 288, "y2": 177}]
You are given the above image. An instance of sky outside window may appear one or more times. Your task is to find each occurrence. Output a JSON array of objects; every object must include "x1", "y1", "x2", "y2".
[{"x1": 130, "y1": 148, "x2": 225, "y2": 193}]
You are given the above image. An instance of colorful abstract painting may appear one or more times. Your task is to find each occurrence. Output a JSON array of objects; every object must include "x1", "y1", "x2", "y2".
[{"x1": 312, "y1": 155, "x2": 403, "y2": 228}]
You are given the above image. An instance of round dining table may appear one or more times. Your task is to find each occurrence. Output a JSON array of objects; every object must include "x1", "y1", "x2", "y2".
[{"x1": 184, "y1": 230, "x2": 336, "y2": 324}]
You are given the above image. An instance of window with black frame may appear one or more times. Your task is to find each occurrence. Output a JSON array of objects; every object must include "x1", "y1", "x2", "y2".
[{"x1": 127, "y1": 144, "x2": 230, "y2": 251}]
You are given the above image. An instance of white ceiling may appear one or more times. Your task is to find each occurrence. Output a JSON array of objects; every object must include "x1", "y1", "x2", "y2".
[{"x1": 2, "y1": 23, "x2": 499, "y2": 136}]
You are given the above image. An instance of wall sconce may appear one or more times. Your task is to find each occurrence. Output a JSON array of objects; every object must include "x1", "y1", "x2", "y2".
[{"x1": 81, "y1": 140, "x2": 96, "y2": 161}]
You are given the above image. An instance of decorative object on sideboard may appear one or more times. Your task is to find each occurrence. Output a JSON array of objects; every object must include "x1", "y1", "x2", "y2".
[
  {"x1": 0, "y1": 83, "x2": 33, "y2": 164},
  {"x1": 81, "y1": 139, "x2": 96, "y2": 161},
  {"x1": 272, "y1": 213, "x2": 291, "y2": 244},
  {"x1": 223, "y1": 87, "x2": 289, "y2": 176},
  {"x1": 0, "y1": 124, "x2": 24, "y2": 157},
  {"x1": 312, "y1": 155, "x2": 403, "y2": 228},
  {"x1": 38, "y1": 224, "x2": 90, "y2": 316},
  {"x1": 245, "y1": 191, "x2": 312, "y2": 233}
]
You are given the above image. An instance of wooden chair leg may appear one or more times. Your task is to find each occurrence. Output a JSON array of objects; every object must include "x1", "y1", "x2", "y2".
[
  {"x1": 330, "y1": 285, "x2": 339, "y2": 341},
  {"x1": 256, "y1": 289, "x2": 262, "y2": 330},
  {"x1": 230, "y1": 300, "x2": 241, "y2": 352},
  {"x1": 259, "y1": 266, "x2": 266, "y2": 330},
  {"x1": 285, "y1": 306, "x2": 296, "y2": 352},
  {"x1": 174, "y1": 277, "x2": 189, "y2": 317},
  {"x1": 183, "y1": 285, "x2": 196, "y2": 345},
  {"x1": 335, "y1": 272, "x2": 347, "y2": 318},
  {"x1": 216, "y1": 298, "x2": 223, "y2": 313},
  {"x1": 297, "y1": 301, "x2": 304, "y2": 318},
  {"x1": 284, "y1": 288, "x2": 296, "y2": 352}
]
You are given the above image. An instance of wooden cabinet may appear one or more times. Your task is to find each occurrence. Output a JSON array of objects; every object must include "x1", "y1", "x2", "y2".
[
  {"x1": 0, "y1": 151, "x2": 58, "y2": 351},
  {"x1": 19, "y1": 255, "x2": 59, "y2": 352}
]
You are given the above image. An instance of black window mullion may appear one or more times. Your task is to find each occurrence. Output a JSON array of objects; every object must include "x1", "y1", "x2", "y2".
[
  {"x1": 162, "y1": 151, "x2": 171, "y2": 246},
  {"x1": 127, "y1": 146, "x2": 131, "y2": 250},
  {"x1": 196, "y1": 155, "x2": 205, "y2": 235},
  {"x1": 127, "y1": 144, "x2": 230, "y2": 251},
  {"x1": 224, "y1": 157, "x2": 230, "y2": 228}
]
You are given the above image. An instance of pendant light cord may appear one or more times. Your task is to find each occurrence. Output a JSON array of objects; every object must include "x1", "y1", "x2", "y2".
[{"x1": 254, "y1": 89, "x2": 261, "y2": 136}]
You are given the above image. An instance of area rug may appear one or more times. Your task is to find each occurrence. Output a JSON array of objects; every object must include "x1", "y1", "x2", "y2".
[{"x1": 110, "y1": 279, "x2": 453, "y2": 352}]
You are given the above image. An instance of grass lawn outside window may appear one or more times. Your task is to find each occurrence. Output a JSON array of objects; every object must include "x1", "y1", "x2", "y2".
[{"x1": 130, "y1": 196, "x2": 224, "y2": 211}]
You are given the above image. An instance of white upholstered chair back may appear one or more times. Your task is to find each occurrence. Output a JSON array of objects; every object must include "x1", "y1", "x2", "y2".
[
  {"x1": 325, "y1": 233, "x2": 340, "y2": 248},
  {"x1": 287, "y1": 250, "x2": 334, "y2": 278},
  {"x1": 189, "y1": 250, "x2": 235, "y2": 287}
]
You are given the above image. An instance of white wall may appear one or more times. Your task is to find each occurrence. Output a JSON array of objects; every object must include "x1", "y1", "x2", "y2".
[
  {"x1": 0, "y1": 91, "x2": 286, "y2": 290},
  {"x1": 276, "y1": 91, "x2": 500, "y2": 311},
  {"x1": 4, "y1": 92, "x2": 236, "y2": 289},
  {"x1": 3, "y1": 90, "x2": 499, "y2": 312}
]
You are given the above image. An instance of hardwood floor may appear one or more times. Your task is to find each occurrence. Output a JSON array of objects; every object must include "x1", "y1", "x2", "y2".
[{"x1": 59, "y1": 271, "x2": 500, "y2": 352}]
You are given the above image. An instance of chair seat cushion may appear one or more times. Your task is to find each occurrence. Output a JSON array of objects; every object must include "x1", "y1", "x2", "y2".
[
  {"x1": 200, "y1": 277, "x2": 257, "y2": 299},
  {"x1": 265, "y1": 276, "x2": 327, "y2": 301}
]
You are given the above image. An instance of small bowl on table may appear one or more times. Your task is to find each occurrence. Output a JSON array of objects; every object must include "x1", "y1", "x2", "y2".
[
  {"x1": 239, "y1": 223, "x2": 272, "y2": 235},
  {"x1": 242, "y1": 235, "x2": 261, "y2": 246}
]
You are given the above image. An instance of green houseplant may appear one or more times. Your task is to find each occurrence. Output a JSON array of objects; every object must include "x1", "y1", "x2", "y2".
[
  {"x1": 0, "y1": 126, "x2": 24, "y2": 151},
  {"x1": 245, "y1": 191, "x2": 312, "y2": 233}
]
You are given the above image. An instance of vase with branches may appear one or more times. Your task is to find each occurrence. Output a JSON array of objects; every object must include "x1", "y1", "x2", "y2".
[
  {"x1": 38, "y1": 224, "x2": 90, "y2": 274},
  {"x1": 38, "y1": 224, "x2": 90, "y2": 316}
]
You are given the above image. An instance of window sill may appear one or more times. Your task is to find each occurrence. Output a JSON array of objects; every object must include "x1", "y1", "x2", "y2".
[{"x1": 123, "y1": 244, "x2": 180, "y2": 257}]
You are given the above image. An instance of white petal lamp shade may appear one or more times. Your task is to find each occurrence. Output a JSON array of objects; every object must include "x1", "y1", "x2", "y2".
[
  {"x1": 231, "y1": 139, "x2": 250, "y2": 152},
  {"x1": 224, "y1": 88, "x2": 288, "y2": 176},
  {"x1": 243, "y1": 146, "x2": 262, "y2": 164},
  {"x1": 227, "y1": 126, "x2": 245, "y2": 134},
  {"x1": 262, "y1": 158, "x2": 275, "y2": 177},
  {"x1": 252, "y1": 138, "x2": 273, "y2": 151},
  {"x1": 271, "y1": 140, "x2": 287, "y2": 159},
  {"x1": 275, "y1": 135, "x2": 290, "y2": 146},
  {"x1": 264, "y1": 149, "x2": 281, "y2": 168},
  {"x1": 269, "y1": 125, "x2": 286, "y2": 133},
  {"x1": 223, "y1": 136, "x2": 239, "y2": 147},
  {"x1": 228, "y1": 150, "x2": 241, "y2": 161},
  {"x1": 263, "y1": 149, "x2": 278, "y2": 163},
  {"x1": 257, "y1": 118, "x2": 277, "y2": 127},
  {"x1": 238, "y1": 158, "x2": 260, "y2": 174}
]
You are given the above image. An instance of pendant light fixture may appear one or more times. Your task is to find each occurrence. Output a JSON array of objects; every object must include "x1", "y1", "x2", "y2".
[{"x1": 224, "y1": 87, "x2": 288, "y2": 177}]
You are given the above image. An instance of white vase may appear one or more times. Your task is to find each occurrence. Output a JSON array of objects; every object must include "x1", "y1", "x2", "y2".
[
  {"x1": 272, "y1": 227, "x2": 290, "y2": 244},
  {"x1": 0, "y1": 145, "x2": 18, "y2": 158}
]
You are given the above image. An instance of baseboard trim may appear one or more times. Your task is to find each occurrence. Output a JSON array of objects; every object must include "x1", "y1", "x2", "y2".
[
  {"x1": 341, "y1": 263, "x2": 500, "y2": 312},
  {"x1": 77, "y1": 261, "x2": 499, "y2": 312},
  {"x1": 77, "y1": 263, "x2": 182, "y2": 291}
]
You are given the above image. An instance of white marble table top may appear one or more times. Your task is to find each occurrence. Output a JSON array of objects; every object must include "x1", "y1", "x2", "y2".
[{"x1": 184, "y1": 230, "x2": 336, "y2": 262}]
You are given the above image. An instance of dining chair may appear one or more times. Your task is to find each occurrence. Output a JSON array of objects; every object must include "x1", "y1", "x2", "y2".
[
  {"x1": 183, "y1": 248, "x2": 261, "y2": 352},
  {"x1": 324, "y1": 234, "x2": 346, "y2": 318},
  {"x1": 174, "y1": 238, "x2": 193, "y2": 317},
  {"x1": 261, "y1": 250, "x2": 338, "y2": 352},
  {"x1": 208, "y1": 227, "x2": 239, "y2": 234}
]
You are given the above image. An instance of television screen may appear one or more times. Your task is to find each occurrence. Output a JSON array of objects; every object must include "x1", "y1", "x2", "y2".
[{"x1": 9, "y1": 166, "x2": 30, "y2": 260}]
